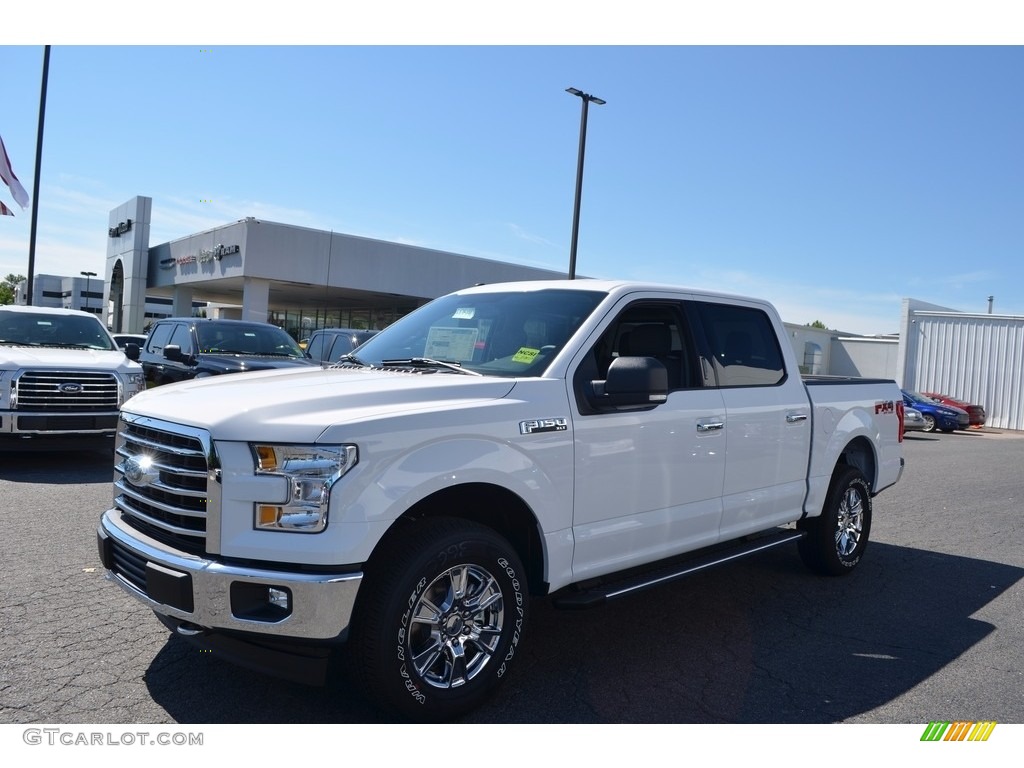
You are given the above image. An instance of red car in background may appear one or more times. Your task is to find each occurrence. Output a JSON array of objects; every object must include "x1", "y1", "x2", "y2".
[{"x1": 923, "y1": 392, "x2": 987, "y2": 427}]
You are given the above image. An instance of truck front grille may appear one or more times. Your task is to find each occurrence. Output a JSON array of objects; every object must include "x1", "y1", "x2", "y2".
[
  {"x1": 14, "y1": 370, "x2": 120, "y2": 411},
  {"x1": 114, "y1": 415, "x2": 212, "y2": 557}
]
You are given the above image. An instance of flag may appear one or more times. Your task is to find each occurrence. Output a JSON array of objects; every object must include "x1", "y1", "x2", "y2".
[
  {"x1": 0, "y1": 134, "x2": 30, "y2": 209},
  {"x1": 0, "y1": 200, "x2": 14, "y2": 216}
]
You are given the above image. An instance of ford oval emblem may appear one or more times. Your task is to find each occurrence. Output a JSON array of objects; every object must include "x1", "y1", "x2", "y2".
[
  {"x1": 58, "y1": 382, "x2": 84, "y2": 394},
  {"x1": 123, "y1": 455, "x2": 159, "y2": 488}
]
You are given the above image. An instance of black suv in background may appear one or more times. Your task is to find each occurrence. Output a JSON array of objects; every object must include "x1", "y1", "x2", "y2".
[
  {"x1": 304, "y1": 328, "x2": 378, "y2": 364},
  {"x1": 140, "y1": 318, "x2": 317, "y2": 387}
]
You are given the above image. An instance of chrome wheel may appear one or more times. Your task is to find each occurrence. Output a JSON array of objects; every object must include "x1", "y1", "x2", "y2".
[
  {"x1": 798, "y1": 466, "x2": 872, "y2": 576},
  {"x1": 922, "y1": 413, "x2": 936, "y2": 432},
  {"x1": 407, "y1": 563, "x2": 505, "y2": 689},
  {"x1": 834, "y1": 485, "x2": 865, "y2": 557},
  {"x1": 350, "y1": 518, "x2": 528, "y2": 719}
]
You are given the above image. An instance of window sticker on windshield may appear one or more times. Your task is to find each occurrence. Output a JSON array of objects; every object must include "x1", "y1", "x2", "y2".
[
  {"x1": 511, "y1": 347, "x2": 540, "y2": 364},
  {"x1": 426, "y1": 327, "x2": 480, "y2": 361},
  {"x1": 452, "y1": 307, "x2": 475, "y2": 320}
]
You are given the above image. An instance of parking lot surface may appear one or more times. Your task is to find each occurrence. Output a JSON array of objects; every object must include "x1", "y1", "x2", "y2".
[{"x1": 1, "y1": 428, "x2": 1022, "y2": 724}]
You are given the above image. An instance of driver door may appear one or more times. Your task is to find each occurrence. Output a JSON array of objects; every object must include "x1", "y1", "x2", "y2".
[{"x1": 569, "y1": 295, "x2": 727, "y2": 582}]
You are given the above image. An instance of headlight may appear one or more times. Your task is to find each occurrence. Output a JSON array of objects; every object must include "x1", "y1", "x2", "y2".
[
  {"x1": 122, "y1": 372, "x2": 147, "y2": 400},
  {"x1": 251, "y1": 443, "x2": 358, "y2": 533}
]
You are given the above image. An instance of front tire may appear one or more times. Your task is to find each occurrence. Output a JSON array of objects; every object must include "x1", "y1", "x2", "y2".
[
  {"x1": 798, "y1": 466, "x2": 872, "y2": 576},
  {"x1": 922, "y1": 413, "x2": 937, "y2": 432},
  {"x1": 349, "y1": 518, "x2": 528, "y2": 720}
]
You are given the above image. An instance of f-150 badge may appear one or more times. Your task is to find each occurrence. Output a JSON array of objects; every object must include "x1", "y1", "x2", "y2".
[{"x1": 519, "y1": 418, "x2": 568, "y2": 435}]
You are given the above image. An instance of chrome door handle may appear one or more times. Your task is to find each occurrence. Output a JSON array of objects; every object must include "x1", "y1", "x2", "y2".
[
  {"x1": 697, "y1": 421, "x2": 725, "y2": 432},
  {"x1": 786, "y1": 413, "x2": 809, "y2": 423}
]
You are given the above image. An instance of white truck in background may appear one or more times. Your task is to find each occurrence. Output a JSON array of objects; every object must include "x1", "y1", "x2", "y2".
[
  {"x1": 97, "y1": 280, "x2": 904, "y2": 719},
  {"x1": 1, "y1": 304, "x2": 145, "y2": 450}
]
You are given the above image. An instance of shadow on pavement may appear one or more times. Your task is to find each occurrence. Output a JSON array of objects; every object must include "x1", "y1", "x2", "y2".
[{"x1": 142, "y1": 540, "x2": 1023, "y2": 724}]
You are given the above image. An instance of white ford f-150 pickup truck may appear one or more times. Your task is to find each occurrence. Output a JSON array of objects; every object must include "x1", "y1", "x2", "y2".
[
  {"x1": 1, "y1": 304, "x2": 145, "y2": 449},
  {"x1": 97, "y1": 280, "x2": 904, "y2": 719}
]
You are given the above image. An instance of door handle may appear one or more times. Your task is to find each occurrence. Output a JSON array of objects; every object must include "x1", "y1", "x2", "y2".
[
  {"x1": 697, "y1": 421, "x2": 725, "y2": 432},
  {"x1": 786, "y1": 413, "x2": 809, "y2": 423}
]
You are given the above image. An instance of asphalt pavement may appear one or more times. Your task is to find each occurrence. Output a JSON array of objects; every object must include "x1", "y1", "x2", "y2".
[{"x1": 1, "y1": 428, "x2": 1022, "y2": 724}]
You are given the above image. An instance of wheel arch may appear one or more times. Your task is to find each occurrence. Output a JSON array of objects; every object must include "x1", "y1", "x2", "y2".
[
  {"x1": 805, "y1": 431, "x2": 880, "y2": 518},
  {"x1": 366, "y1": 482, "x2": 548, "y2": 596},
  {"x1": 836, "y1": 435, "x2": 877, "y2": 490}
]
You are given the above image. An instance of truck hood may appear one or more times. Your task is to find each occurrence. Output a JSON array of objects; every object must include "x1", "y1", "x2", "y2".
[
  {"x1": 123, "y1": 366, "x2": 518, "y2": 442},
  {"x1": 1, "y1": 345, "x2": 140, "y2": 372},
  {"x1": 192, "y1": 352, "x2": 317, "y2": 375}
]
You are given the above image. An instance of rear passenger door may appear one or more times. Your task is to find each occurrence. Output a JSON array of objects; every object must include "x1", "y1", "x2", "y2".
[
  {"x1": 690, "y1": 299, "x2": 812, "y2": 537},
  {"x1": 569, "y1": 295, "x2": 727, "y2": 582}
]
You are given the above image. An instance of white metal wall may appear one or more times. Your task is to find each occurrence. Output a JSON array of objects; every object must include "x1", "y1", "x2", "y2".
[
  {"x1": 830, "y1": 337, "x2": 899, "y2": 380},
  {"x1": 900, "y1": 300, "x2": 1024, "y2": 431}
]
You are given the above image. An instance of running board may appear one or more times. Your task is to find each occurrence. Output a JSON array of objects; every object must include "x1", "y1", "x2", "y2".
[{"x1": 550, "y1": 529, "x2": 804, "y2": 609}]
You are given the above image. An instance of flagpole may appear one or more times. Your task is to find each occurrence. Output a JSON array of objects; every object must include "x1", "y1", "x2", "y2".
[{"x1": 26, "y1": 45, "x2": 50, "y2": 306}]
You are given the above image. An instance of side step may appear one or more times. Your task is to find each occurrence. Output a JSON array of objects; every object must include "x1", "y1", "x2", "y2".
[{"x1": 550, "y1": 528, "x2": 804, "y2": 609}]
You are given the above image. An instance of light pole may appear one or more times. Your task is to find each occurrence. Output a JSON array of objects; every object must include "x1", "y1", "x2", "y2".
[
  {"x1": 566, "y1": 87, "x2": 605, "y2": 280},
  {"x1": 80, "y1": 270, "x2": 96, "y2": 313}
]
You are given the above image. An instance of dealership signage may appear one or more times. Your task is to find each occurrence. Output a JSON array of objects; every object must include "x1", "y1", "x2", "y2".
[
  {"x1": 108, "y1": 219, "x2": 133, "y2": 238},
  {"x1": 159, "y1": 243, "x2": 241, "y2": 270}
]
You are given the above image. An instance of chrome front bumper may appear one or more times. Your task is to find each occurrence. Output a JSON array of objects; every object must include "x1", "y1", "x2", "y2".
[{"x1": 98, "y1": 508, "x2": 362, "y2": 641}]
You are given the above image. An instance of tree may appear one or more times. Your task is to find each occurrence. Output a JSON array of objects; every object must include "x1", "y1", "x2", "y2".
[
  {"x1": 0, "y1": 273, "x2": 26, "y2": 305},
  {"x1": 806, "y1": 320, "x2": 829, "y2": 330}
]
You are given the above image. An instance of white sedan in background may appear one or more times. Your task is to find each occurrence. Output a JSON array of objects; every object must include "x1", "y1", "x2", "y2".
[{"x1": 903, "y1": 406, "x2": 928, "y2": 433}]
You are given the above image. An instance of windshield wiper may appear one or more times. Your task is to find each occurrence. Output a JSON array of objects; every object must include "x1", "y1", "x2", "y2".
[{"x1": 379, "y1": 357, "x2": 482, "y2": 376}]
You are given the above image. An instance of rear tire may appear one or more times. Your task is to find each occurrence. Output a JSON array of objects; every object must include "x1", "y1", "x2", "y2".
[
  {"x1": 348, "y1": 518, "x2": 528, "y2": 720},
  {"x1": 798, "y1": 466, "x2": 872, "y2": 576}
]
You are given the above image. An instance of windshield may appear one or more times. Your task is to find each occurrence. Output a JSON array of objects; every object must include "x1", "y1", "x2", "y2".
[
  {"x1": 350, "y1": 288, "x2": 606, "y2": 377},
  {"x1": 0, "y1": 311, "x2": 116, "y2": 351},
  {"x1": 196, "y1": 323, "x2": 305, "y2": 357}
]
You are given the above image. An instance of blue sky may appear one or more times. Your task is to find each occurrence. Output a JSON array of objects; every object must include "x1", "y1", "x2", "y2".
[{"x1": 2, "y1": 36, "x2": 1022, "y2": 334}]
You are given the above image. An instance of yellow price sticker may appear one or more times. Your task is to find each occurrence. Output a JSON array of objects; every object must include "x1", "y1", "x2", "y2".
[{"x1": 511, "y1": 347, "x2": 540, "y2": 364}]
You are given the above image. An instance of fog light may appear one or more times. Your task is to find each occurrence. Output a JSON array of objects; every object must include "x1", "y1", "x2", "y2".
[
  {"x1": 268, "y1": 587, "x2": 289, "y2": 610},
  {"x1": 230, "y1": 582, "x2": 292, "y2": 622}
]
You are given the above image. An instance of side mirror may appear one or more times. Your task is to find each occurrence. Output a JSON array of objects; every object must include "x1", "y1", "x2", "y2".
[
  {"x1": 163, "y1": 344, "x2": 183, "y2": 362},
  {"x1": 589, "y1": 356, "x2": 668, "y2": 410},
  {"x1": 124, "y1": 342, "x2": 140, "y2": 361}
]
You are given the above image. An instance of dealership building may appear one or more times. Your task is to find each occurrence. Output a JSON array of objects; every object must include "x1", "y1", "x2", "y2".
[{"x1": 100, "y1": 196, "x2": 566, "y2": 341}]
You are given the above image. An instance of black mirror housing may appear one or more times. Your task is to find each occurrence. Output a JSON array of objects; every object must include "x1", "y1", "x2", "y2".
[{"x1": 590, "y1": 356, "x2": 668, "y2": 409}]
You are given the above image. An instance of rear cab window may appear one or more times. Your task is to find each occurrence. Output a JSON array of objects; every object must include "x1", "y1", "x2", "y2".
[{"x1": 692, "y1": 301, "x2": 786, "y2": 387}]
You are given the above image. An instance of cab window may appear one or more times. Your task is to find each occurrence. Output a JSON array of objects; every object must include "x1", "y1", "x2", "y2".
[
  {"x1": 145, "y1": 323, "x2": 173, "y2": 354},
  {"x1": 694, "y1": 302, "x2": 785, "y2": 387},
  {"x1": 168, "y1": 324, "x2": 194, "y2": 356}
]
